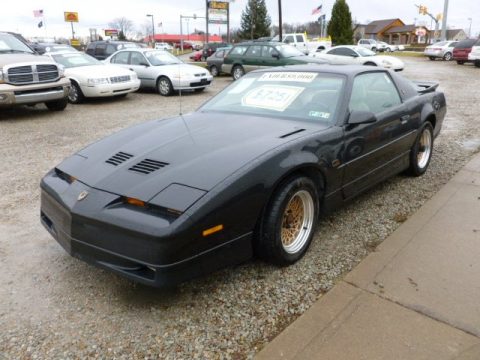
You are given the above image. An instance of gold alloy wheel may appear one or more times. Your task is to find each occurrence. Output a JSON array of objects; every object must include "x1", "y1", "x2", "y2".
[{"x1": 281, "y1": 190, "x2": 315, "y2": 254}]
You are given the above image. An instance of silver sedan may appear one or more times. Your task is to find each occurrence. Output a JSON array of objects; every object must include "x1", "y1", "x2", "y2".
[{"x1": 105, "y1": 49, "x2": 213, "y2": 96}]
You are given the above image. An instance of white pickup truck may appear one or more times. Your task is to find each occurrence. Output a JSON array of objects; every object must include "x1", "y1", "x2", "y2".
[{"x1": 272, "y1": 33, "x2": 331, "y2": 55}]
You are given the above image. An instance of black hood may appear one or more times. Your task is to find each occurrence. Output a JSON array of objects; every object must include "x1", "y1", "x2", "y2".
[{"x1": 58, "y1": 112, "x2": 328, "y2": 201}]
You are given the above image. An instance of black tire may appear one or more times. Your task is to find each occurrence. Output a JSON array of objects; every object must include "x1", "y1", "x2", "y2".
[
  {"x1": 68, "y1": 82, "x2": 84, "y2": 104},
  {"x1": 45, "y1": 98, "x2": 68, "y2": 111},
  {"x1": 157, "y1": 76, "x2": 173, "y2": 96},
  {"x1": 194, "y1": 87, "x2": 206, "y2": 93},
  {"x1": 386, "y1": 48, "x2": 392, "y2": 52},
  {"x1": 364, "y1": 62, "x2": 377, "y2": 66},
  {"x1": 210, "y1": 65, "x2": 219, "y2": 77},
  {"x1": 428, "y1": 56, "x2": 436, "y2": 61},
  {"x1": 256, "y1": 176, "x2": 320, "y2": 266},
  {"x1": 232, "y1": 65, "x2": 245, "y2": 80},
  {"x1": 457, "y1": 60, "x2": 465, "y2": 65},
  {"x1": 475, "y1": 60, "x2": 480, "y2": 68},
  {"x1": 372, "y1": 47, "x2": 377, "y2": 52},
  {"x1": 443, "y1": 52, "x2": 452, "y2": 61},
  {"x1": 408, "y1": 122, "x2": 434, "y2": 177}
]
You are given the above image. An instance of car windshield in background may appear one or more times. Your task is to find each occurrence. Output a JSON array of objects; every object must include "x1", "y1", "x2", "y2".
[
  {"x1": 356, "y1": 47, "x2": 375, "y2": 57},
  {"x1": 145, "y1": 51, "x2": 182, "y2": 65},
  {"x1": 275, "y1": 45, "x2": 305, "y2": 57},
  {"x1": 201, "y1": 71, "x2": 345, "y2": 124},
  {"x1": 0, "y1": 33, "x2": 34, "y2": 54},
  {"x1": 52, "y1": 53, "x2": 101, "y2": 68}
]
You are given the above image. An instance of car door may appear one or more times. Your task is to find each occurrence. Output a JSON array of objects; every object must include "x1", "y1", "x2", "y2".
[
  {"x1": 243, "y1": 45, "x2": 263, "y2": 72},
  {"x1": 261, "y1": 45, "x2": 281, "y2": 67},
  {"x1": 341, "y1": 71, "x2": 416, "y2": 199},
  {"x1": 129, "y1": 51, "x2": 155, "y2": 88}
]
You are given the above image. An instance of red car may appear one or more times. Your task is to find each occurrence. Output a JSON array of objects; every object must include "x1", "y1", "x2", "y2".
[
  {"x1": 189, "y1": 51, "x2": 203, "y2": 62},
  {"x1": 453, "y1": 39, "x2": 477, "y2": 64},
  {"x1": 174, "y1": 42, "x2": 193, "y2": 50}
]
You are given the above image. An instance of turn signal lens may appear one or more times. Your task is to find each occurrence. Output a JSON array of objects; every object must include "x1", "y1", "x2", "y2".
[
  {"x1": 125, "y1": 197, "x2": 146, "y2": 207},
  {"x1": 202, "y1": 224, "x2": 224, "y2": 237}
]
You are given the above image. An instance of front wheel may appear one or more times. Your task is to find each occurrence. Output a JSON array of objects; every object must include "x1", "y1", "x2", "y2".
[
  {"x1": 157, "y1": 77, "x2": 173, "y2": 96},
  {"x1": 257, "y1": 176, "x2": 319, "y2": 265},
  {"x1": 210, "y1": 65, "x2": 219, "y2": 77},
  {"x1": 232, "y1": 65, "x2": 245, "y2": 80},
  {"x1": 68, "y1": 82, "x2": 84, "y2": 104},
  {"x1": 429, "y1": 56, "x2": 436, "y2": 61},
  {"x1": 443, "y1": 52, "x2": 452, "y2": 61},
  {"x1": 408, "y1": 122, "x2": 434, "y2": 177},
  {"x1": 474, "y1": 60, "x2": 480, "y2": 68},
  {"x1": 45, "y1": 98, "x2": 68, "y2": 111}
]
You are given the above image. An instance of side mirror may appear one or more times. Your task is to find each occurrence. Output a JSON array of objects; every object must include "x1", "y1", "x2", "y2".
[
  {"x1": 351, "y1": 53, "x2": 359, "y2": 58},
  {"x1": 348, "y1": 110, "x2": 377, "y2": 125},
  {"x1": 272, "y1": 52, "x2": 280, "y2": 59},
  {"x1": 139, "y1": 62, "x2": 149, "y2": 67}
]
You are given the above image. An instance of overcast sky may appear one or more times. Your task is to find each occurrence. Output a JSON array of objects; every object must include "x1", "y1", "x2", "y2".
[{"x1": 2, "y1": 0, "x2": 478, "y2": 40}]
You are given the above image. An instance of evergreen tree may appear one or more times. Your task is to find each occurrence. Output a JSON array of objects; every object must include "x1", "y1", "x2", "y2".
[
  {"x1": 240, "y1": 0, "x2": 272, "y2": 40},
  {"x1": 327, "y1": 0, "x2": 354, "y2": 45}
]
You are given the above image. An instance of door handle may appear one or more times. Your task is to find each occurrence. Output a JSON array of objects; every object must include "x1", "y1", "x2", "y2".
[{"x1": 401, "y1": 115, "x2": 410, "y2": 124}]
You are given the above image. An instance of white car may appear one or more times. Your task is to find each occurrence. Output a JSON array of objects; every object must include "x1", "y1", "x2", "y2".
[
  {"x1": 49, "y1": 52, "x2": 140, "y2": 103},
  {"x1": 310, "y1": 45, "x2": 405, "y2": 71},
  {"x1": 378, "y1": 42, "x2": 398, "y2": 52},
  {"x1": 468, "y1": 42, "x2": 480, "y2": 67},
  {"x1": 358, "y1": 39, "x2": 379, "y2": 51},
  {"x1": 155, "y1": 42, "x2": 173, "y2": 51},
  {"x1": 105, "y1": 49, "x2": 213, "y2": 96},
  {"x1": 424, "y1": 41, "x2": 458, "y2": 61}
]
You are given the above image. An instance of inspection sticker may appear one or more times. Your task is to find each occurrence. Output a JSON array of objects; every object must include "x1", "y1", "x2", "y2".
[
  {"x1": 308, "y1": 111, "x2": 331, "y2": 119},
  {"x1": 258, "y1": 72, "x2": 318, "y2": 83},
  {"x1": 242, "y1": 85, "x2": 305, "y2": 112}
]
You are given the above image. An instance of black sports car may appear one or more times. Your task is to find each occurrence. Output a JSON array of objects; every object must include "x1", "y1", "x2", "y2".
[{"x1": 41, "y1": 65, "x2": 446, "y2": 287}]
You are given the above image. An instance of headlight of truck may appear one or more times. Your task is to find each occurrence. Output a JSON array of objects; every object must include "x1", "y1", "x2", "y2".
[
  {"x1": 87, "y1": 78, "x2": 109, "y2": 85},
  {"x1": 57, "y1": 64, "x2": 65, "y2": 77},
  {"x1": 0, "y1": 69, "x2": 4, "y2": 84}
]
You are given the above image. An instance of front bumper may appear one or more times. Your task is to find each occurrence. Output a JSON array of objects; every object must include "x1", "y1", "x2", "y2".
[
  {"x1": 172, "y1": 75, "x2": 213, "y2": 90},
  {"x1": 424, "y1": 50, "x2": 443, "y2": 58},
  {"x1": 80, "y1": 79, "x2": 141, "y2": 98},
  {"x1": 40, "y1": 171, "x2": 252, "y2": 287},
  {"x1": 0, "y1": 77, "x2": 70, "y2": 106}
]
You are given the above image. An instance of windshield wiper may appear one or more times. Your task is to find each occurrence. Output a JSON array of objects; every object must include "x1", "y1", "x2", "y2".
[{"x1": 0, "y1": 49, "x2": 33, "y2": 54}]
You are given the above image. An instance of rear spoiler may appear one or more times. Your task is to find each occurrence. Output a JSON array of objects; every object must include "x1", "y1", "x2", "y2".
[{"x1": 413, "y1": 81, "x2": 439, "y2": 94}]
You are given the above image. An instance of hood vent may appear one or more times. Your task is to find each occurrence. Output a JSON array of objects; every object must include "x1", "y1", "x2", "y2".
[
  {"x1": 279, "y1": 129, "x2": 306, "y2": 139},
  {"x1": 129, "y1": 159, "x2": 169, "y2": 175},
  {"x1": 106, "y1": 152, "x2": 134, "y2": 166}
]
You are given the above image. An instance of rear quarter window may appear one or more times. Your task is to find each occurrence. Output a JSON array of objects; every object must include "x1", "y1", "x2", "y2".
[{"x1": 230, "y1": 46, "x2": 248, "y2": 56}]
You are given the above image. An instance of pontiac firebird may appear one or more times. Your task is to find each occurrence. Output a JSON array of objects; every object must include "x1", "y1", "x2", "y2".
[{"x1": 40, "y1": 65, "x2": 446, "y2": 287}]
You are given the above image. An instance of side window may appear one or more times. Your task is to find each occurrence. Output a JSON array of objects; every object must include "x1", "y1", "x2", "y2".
[
  {"x1": 216, "y1": 50, "x2": 225, "y2": 58},
  {"x1": 106, "y1": 44, "x2": 117, "y2": 56},
  {"x1": 230, "y1": 46, "x2": 248, "y2": 56},
  {"x1": 450, "y1": 42, "x2": 458, "y2": 47},
  {"x1": 86, "y1": 43, "x2": 95, "y2": 55},
  {"x1": 130, "y1": 52, "x2": 147, "y2": 65},
  {"x1": 334, "y1": 47, "x2": 357, "y2": 57},
  {"x1": 296, "y1": 35, "x2": 304, "y2": 43},
  {"x1": 245, "y1": 45, "x2": 262, "y2": 57},
  {"x1": 349, "y1": 73, "x2": 402, "y2": 114},
  {"x1": 360, "y1": 40, "x2": 367, "y2": 44},
  {"x1": 327, "y1": 48, "x2": 341, "y2": 55},
  {"x1": 112, "y1": 51, "x2": 129, "y2": 64},
  {"x1": 261, "y1": 46, "x2": 276, "y2": 57},
  {"x1": 284, "y1": 35, "x2": 294, "y2": 44},
  {"x1": 95, "y1": 44, "x2": 106, "y2": 56}
]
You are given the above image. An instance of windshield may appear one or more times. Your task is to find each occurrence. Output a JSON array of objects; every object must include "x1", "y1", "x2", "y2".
[
  {"x1": 201, "y1": 71, "x2": 345, "y2": 124},
  {"x1": 0, "y1": 33, "x2": 34, "y2": 54},
  {"x1": 52, "y1": 53, "x2": 101, "y2": 68},
  {"x1": 275, "y1": 44, "x2": 305, "y2": 57},
  {"x1": 356, "y1": 47, "x2": 375, "y2": 57},
  {"x1": 145, "y1": 50, "x2": 182, "y2": 65}
]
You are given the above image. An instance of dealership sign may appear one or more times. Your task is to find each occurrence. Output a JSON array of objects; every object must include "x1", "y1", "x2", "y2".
[
  {"x1": 208, "y1": 0, "x2": 228, "y2": 24},
  {"x1": 64, "y1": 12, "x2": 79, "y2": 22},
  {"x1": 104, "y1": 29, "x2": 119, "y2": 37}
]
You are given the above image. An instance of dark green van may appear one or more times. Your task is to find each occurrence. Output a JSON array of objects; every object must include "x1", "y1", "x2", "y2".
[{"x1": 223, "y1": 41, "x2": 327, "y2": 80}]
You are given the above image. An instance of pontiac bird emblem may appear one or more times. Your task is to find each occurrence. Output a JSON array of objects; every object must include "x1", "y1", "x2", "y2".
[{"x1": 77, "y1": 191, "x2": 89, "y2": 201}]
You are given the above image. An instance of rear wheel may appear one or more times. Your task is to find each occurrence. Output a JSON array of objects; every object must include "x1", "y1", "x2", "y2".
[
  {"x1": 408, "y1": 122, "x2": 434, "y2": 177},
  {"x1": 475, "y1": 60, "x2": 480, "y2": 68},
  {"x1": 443, "y1": 52, "x2": 452, "y2": 61},
  {"x1": 157, "y1": 77, "x2": 173, "y2": 96},
  {"x1": 68, "y1": 82, "x2": 84, "y2": 104},
  {"x1": 428, "y1": 56, "x2": 436, "y2": 61},
  {"x1": 45, "y1": 98, "x2": 68, "y2": 111},
  {"x1": 210, "y1": 65, "x2": 219, "y2": 77},
  {"x1": 232, "y1": 65, "x2": 245, "y2": 80},
  {"x1": 256, "y1": 176, "x2": 319, "y2": 265}
]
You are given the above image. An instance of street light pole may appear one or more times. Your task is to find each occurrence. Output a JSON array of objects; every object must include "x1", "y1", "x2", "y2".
[
  {"x1": 468, "y1": 18, "x2": 473, "y2": 38},
  {"x1": 440, "y1": 0, "x2": 449, "y2": 41},
  {"x1": 146, "y1": 14, "x2": 155, "y2": 45},
  {"x1": 278, "y1": 0, "x2": 283, "y2": 40}
]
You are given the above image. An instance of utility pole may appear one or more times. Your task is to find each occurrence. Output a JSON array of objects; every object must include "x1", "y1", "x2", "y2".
[
  {"x1": 440, "y1": 0, "x2": 449, "y2": 41},
  {"x1": 278, "y1": 0, "x2": 283, "y2": 40},
  {"x1": 206, "y1": 0, "x2": 209, "y2": 44},
  {"x1": 468, "y1": 18, "x2": 473, "y2": 38}
]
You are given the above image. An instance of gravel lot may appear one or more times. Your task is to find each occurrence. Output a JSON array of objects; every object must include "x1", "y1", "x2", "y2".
[{"x1": 1, "y1": 58, "x2": 480, "y2": 359}]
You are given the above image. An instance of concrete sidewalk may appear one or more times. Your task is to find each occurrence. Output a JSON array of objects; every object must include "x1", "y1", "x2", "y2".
[{"x1": 257, "y1": 153, "x2": 480, "y2": 360}]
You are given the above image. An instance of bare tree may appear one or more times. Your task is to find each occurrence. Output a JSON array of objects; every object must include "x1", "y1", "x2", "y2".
[{"x1": 108, "y1": 17, "x2": 134, "y2": 39}]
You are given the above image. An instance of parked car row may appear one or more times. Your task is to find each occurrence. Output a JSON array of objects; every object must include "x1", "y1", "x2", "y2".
[{"x1": 424, "y1": 38, "x2": 480, "y2": 67}]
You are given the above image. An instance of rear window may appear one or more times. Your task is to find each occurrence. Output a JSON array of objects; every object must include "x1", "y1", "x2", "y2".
[{"x1": 454, "y1": 39, "x2": 477, "y2": 49}]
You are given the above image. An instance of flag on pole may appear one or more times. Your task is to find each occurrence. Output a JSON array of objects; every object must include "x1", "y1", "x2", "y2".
[
  {"x1": 33, "y1": 9, "x2": 44, "y2": 17},
  {"x1": 311, "y1": 4, "x2": 322, "y2": 15},
  {"x1": 38, "y1": 21, "x2": 43, "y2": 28}
]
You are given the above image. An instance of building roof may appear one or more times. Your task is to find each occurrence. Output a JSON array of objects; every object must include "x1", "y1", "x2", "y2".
[
  {"x1": 385, "y1": 25, "x2": 428, "y2": 34},
  {"x1": 149, "y1": 34, "x2": 223, "y2": 43},
  {"x1": 365, "y1": 19, "x2": 403, "y2": 34}
]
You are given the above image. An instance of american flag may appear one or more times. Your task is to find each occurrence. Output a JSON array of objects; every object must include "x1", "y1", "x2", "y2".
[
  {"x1": 311, "y1": 4, "x2": 322, "y2": 15},
  {"x1": 33, "y1": 9, "x2": 44, "y2": 18}
]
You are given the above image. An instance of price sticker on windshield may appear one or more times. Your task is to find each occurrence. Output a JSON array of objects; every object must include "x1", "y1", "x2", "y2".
[
  {"x1": 258, "y1": 72, "x2": 318, "y2": 83},
  {"x1": 242, "y1": 85, "x2": 305, "y2": 112}
]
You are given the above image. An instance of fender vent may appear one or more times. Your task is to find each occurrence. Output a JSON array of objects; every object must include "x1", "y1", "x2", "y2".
[
  {"x1": 106, "y1": 152, "x2": 134, "y2": 166},
  {"x1": 129, "y1": 159, "x2": 169, "y2": 174}
]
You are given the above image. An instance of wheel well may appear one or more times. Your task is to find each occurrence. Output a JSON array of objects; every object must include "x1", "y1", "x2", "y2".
[{"x1": 426, "y1": 114, "x2": 436, "y2": 130}]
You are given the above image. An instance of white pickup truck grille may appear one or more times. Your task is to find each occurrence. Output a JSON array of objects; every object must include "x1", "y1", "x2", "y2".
[{"x1": 6, "y1": 64, "x2": 59, "y2": 85}]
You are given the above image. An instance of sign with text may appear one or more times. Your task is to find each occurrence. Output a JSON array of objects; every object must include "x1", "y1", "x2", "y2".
[
  {"x1": 209, "y1": 1, "x2": 229, "y2": 10},
  {"x1": 208, "y1": 8, "x2": 228, "y2": 24},
  {"x1": 64, "y1": 12, "x2": 79, "y2": 22},
  {"x1": 104, "y1": 29, "x2": 119, "y2": 37}
]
